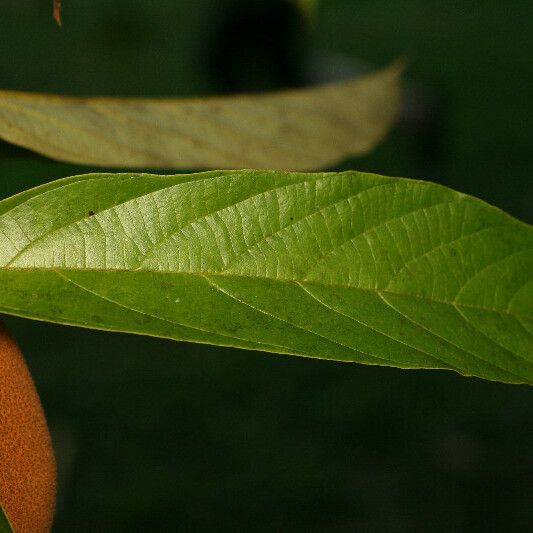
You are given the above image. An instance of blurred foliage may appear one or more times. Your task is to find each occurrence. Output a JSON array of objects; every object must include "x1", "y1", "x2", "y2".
[
  {"x1": 0, "y1": 64, "x2": 401, "y2": 169},
  {"x1": 0, "y1": 0, "x2": 532, "y2": 530}
]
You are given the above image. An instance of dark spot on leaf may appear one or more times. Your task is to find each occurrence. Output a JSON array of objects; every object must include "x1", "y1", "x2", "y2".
[
  {"x1": 290, "y1": 217, "x2": 294, "y2": 221},
  {"x1": 88, "y1": 210, "x2": 95, "y2": 216}
]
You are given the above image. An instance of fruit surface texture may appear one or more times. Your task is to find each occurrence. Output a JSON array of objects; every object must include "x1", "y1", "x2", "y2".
[{"x1": 0, "y1": 323, "x2": 56, "y2": 533}]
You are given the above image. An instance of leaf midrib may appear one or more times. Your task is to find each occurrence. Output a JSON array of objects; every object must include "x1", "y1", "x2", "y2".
[
  {"x1": 5, "y1": 266, "x2": 529, "y2": 383},
  {"x1": 1, "y1": 265, "x2": 530, "y2": 320}
]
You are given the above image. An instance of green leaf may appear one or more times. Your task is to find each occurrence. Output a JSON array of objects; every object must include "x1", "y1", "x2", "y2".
[
  {"x1": 0, "y1": 503, "x2": 13, "y2": 533},
  {"x1": 0, "y1": 170, "x2": 531, "y2": 385},
  {"x1": 0, "y1": 63, "x2": 401, "y2": 171}
]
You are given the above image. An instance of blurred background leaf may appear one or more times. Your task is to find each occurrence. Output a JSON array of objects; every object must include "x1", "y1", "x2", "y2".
[
  {"x1": 0, "y1": 0, "x2": 532, "y2": 531},
  {"x1": 0, "y1": 64, "x2": 401, "y2": 170},
  {"x1": 290, "y1": 0, "x2": 319, "y2": 25}
]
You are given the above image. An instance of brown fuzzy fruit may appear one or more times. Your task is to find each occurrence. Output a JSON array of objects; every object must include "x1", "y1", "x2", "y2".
[{"x1": 0, "y1": 323, "x2": 56, "y2": 533}]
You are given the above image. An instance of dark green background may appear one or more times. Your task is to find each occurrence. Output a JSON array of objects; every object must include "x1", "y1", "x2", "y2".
[{"x1": 1, "y1": 1, "x2": 532, "y2": 531}]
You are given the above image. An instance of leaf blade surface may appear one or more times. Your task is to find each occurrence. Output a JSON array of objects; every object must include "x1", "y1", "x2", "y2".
[
  {"x1": 0, "y1": 170, "x2": 531, "y2": 384},
  {"x1": 0, "y1": 64, "x2": 401, "y2": 170}
]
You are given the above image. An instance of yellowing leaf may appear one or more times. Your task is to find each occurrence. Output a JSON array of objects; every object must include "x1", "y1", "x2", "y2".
[{"x1": 0, "y1": 63, "x2": 402, "y2": 170}]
